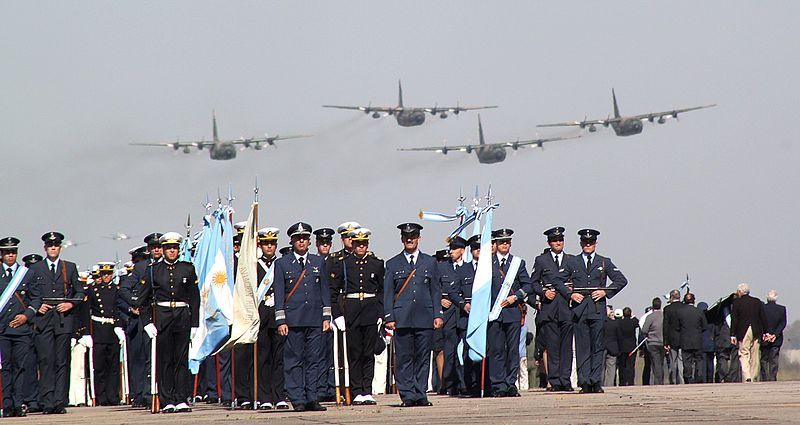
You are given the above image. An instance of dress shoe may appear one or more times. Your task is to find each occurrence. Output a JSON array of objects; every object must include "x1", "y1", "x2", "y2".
[
  {"x1": 236, "y1": 401, "x2": 252, "y2": 410},
  {"x1": 275, "y1": 401, "x2": 290, "y2": 410},
  {"x1": 53, "y1": 405, "x2": 67, "y2": 414},
  {"x1": 205, "y1": 397, "x2": 219, "y2": 404},
  {"x1": 25, "y1": 405, "x2": 41, "y2": 413},
  {"x1": 415, "y1": 398, "x2": 433, "y2": 407},
  {"x1": 436, "y1": 389, "x2": 448, "y2": 396},
  {"x1": 593, "y1": 385, "x2": 604, "y2": 393},
  {"x1": 318, "y1": 395, "x2": 336, "y2": 403},
  {"x1": 259, "y1": 402, "x2": 274, "y2": 410},
  {"x1": 362, "y1": 395, "x2": 377, "y2": 405},
  {"x1": 579, "y1": 385, "x2": 591, "y2": 394},
  {"x1": 306, "y1": 401, "x2": 327, "y2": 411},
  {"x1": 562, "y1": 386, "x2": 575, "y2": 392},
  {"x1": 400, "y1": 400, "x2": 415, "y2": 407},
  {"x1": 293, "y1": 403, "x2": 306, "y2": 412},
  {"x1": 175, "y1": 402, "x2": 192, "y2": 412},
  {"x1": 161, "y1": 404, "x2": 176, "y2": 413},
  {"x1": 546, "y1": 386, "x2": 557, "y2": 392},
  {"x1": 507, "y1": 388, "x2": 520, "y2": 397}
]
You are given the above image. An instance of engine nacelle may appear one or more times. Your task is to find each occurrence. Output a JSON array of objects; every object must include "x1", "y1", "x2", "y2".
[
  {"x1": 465, "y1": 146, "x2": 473, "y2": 154},
  {"x1": 658, "y1": 116, "x2": 666, "y2": 124},
  {"x1": 372, "y1": 112, "x2": 380, "y2": 119},
  {"x1": 183, "y1": 147, "x2": 191, "y2": 154},
  {"x1": 172, "y1": 143, "x2": 180, "y2": 151},
  {"x1": 648, "y1": 116, "x2": 655, "y2": 123},
  {"x1": 197, "y1": 144, "x2": 204, "y2": 150},
  {"x1": 511, "y1": 142, "x2": 520, "y2": 151},
  {"x1": 254, "y1": 143, "x2": 263, "y2": 150},
  {"x1": 671, "y1": 111, "x2": 678, "y2": 118},
  {"x1": 589, "y1": 124, "x2": 597, "y2": 132},
  {"x1": 439, "y1": 112, "x2": 448, "y2": 119},
  {"x1": 441, "y1": 147, "x2": 449, "y2": 155},
  {"x1": 453, "y1": 110, "x2": 460, "y2": 115}
]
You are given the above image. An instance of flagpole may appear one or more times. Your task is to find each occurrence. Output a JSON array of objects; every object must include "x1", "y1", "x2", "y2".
[{"x1": 252, "y1": 177, "x2": 259, "y2": 410}]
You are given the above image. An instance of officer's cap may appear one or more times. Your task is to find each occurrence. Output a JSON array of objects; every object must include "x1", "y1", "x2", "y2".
[
  {"x1": 22, "y1": 253, "x2": 43, "y2": 266},
  {"x1": 578, "y1": 228, "x2": 600, "y2": 242},
  {"x1": 79, "y1": 270, "x2": 91, "y2": 281},
  {"x1": 543, "y1": 226, "x2": 566, "y2": 242},
  {"x1": 434, "y1": 249, "x2": 450, "y2": 262},
  {"x1": 90, "y1": 264, "x2": 101, "y2": 277},
  {"x1": 0, "y1": 237, "x2": 20, "y2": 251},
  {"x1": 257, "y1": 227, "x2": 280, "y2": 242},
  {"x1": 449, "y1": 236, "x2": 468, "y2": 250},
  {"x1": 42, "y1": 232, "x2": 65, "y2": 245},
  {"x1": 234, "y1": 221, "x2": 247, "y2": 235},
  {"x1": 467, "y1": 235, "x2": 481, "y2": 250},
  {"x1": 349, "y1": 228, "x2": 372, "y2": 242},
  {"x1": 124, "y1": 261, "x2": 135, "y2": 270},
  {"x1": 97, "y1": 262, "x2": 115, "y2": 274},
  {"x1": 128, "y1": 244, "x2": 148, "y2": 255},
  {"x1": 337, "y1": 222, "x2": 361, "y2": 236},
  {"x1": 143, "y1": 232, "x2": 163, "y2": 246},
  {"x1": 287, "y1": 222, "x2": 312, "y2": 238},
  {"x1": 279, "y1": 246, "x2": 293, "y2": 256},
  {"x1": 397, "y1": 222, "x2": 423, "y2": 236},
  {"x1": 492, "y1": 228, "x2": 514, "y2": 241},
  {"x1": 159, "y1": 232, "x2": 183, "y2": 246},
  {"x1": 313, "y1": 228, "x2": 336, "y2": 242},
  {"x1": 614, "y1": 308, "x2": 623, "y2": 318}
]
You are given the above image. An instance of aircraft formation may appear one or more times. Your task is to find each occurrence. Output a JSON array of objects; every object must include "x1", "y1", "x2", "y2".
[{"x1": 130, "y1": 83, "x2": 715, "y2": 164}]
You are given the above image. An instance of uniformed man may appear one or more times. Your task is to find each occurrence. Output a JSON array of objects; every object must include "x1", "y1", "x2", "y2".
[
  {"x1": 68, "y1": 270, "x2": 92, "y2": 407},
  {"x1": 329, "y1": 228, "x2": 384, "y2": 405},
  {"x1": 118, "y1": 234, "x2": 163, "y2": 408},
  {"x1": 555, "y1": 229, "x2": 628, "y2": 394},
  {"x1": 274, "y1": 222, "x2": 332, "y2": 412},
  {"x1": 0, "y1": 237, "x2": 37, "y2": 417},
  {"x1": 449, "y1": 235, "x2": 482, "y2": 397},
  {"x1": 19, "y1": 252, "x2": 43, "y2": 414},
  {"x1": 314, "y1": 228, "x2": 335, "y2": 259},
  {"x1": 22, "y1": 254, "x2": 43, "y2": 267},
  {"x1": 313, "y1": 227, "x2": 335, "y2": 402},
  {"x1": 438, "y1": 236, "x2": 466, "y2": 396},
  {"x1": 279, "y1": 247, "x2": 293, "y2": 256},
  {"x1": 383, "y1": 223, "x2": 444, "y2": 407},
  {"x1": 255, "y1": 228, "x2": 288, "y2": 410},
  {"x1": 84, "y1": 262, "x2": 126, "y2": 406},
  {"x1": 26, "y1": 232, "x2": 83, "y2": 414},
  {"x1": 136, "y1": 232, "x2": 200, "y2": 413},
  {"x1": 530, "y1": 227, "x2": 574, "y2": 392},
  {"x1": 487, "y1": 229, "x2": 532, "y2": 397}
]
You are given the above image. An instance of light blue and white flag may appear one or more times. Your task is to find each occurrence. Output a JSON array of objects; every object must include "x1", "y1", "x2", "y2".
[
  {"x1": 466, "y1": 207, "x2": 495, "y2": 362},
  {"x1": 0, "y1": 266, "x2": 28, "y2": 312}
]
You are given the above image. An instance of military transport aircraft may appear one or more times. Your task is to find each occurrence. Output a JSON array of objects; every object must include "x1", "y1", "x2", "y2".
[
  {"x1": 397, "y1": 115, "x2": 578, "y2": 164},
  {"x1": 322, "y1": 81, "x2": 497, "y2": 127},
  {"x1": 130, "y1": 112, "x2": 311, "y2": 160},
  {"x1": 537, "y1": 89, "x2": 716, "y2": 136}
]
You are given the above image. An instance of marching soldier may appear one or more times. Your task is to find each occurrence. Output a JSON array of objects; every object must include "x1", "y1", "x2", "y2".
[
  {"x1": 450, "y1": 235, "x2": 482, "y2": 397},
  {"x1": 84, "y1": 262, "x2": 126, "y2": 406},
  {"x1": 436, "y1": 237, "x2": 466, "y2": 396},
  {"x1": 383, "y1": 223, "x2": 444, "y2": 407},
  {"x1": 555, "y1": 229, "x2": 628, "y2": 394},
  {"x1": 488, "y1": 229, "x2": 532, "y2": 397},
  {"x1": 20, "y1": 253, "x2": 43, "y2": 413},
  {"x1": 530, "y1": 227, "x2": 574, "y2": 392},
  {"x1": 274, "y1": 223, "x2": 332, "y2": 412},
  {"x1": 0, "y1": 237, "x2": 37, "y2": 417},
  {"x1": 313, "y1": 227, "x2": 336, "y2": 402},
  {"x1": 28, "y1": 231, "x2": 84, "y2": 414},
  {"x1": 329, "y1": 228, "x2": 384, "y2": 405},
  {"x1": 314, "y1": 228, "x2": 335, "y2": 259},
  {"x1": 136, "y1": 232, "x2": 200, "y2": 413},
  {"x1": 255, "y1": 228, "x2": 288, "y2": 410}
]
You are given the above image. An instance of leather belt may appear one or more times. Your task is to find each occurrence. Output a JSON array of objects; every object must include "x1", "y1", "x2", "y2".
[
  {"x1": 90, "y1": 315, "x2": 114, "y2": 324},
  {"x1": 345, "y1": 292, "x2": 376, "y2": 300},
  {"x1": 156, "y1": 301, "x2": 189, "y2": 308}
]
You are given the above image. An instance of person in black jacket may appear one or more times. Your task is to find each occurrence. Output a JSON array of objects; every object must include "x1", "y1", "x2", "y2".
[
  {"x1": 85, "y1": 262, "x2": 125, "y2": 406},
  {"x1": 603, "y1": 308, "x2": 619, "y2": 387},
  {"x1": 615, "y1": 307, "x2": 638, "y2": 386},
  {"x1": 760, "y1": 290, "x2": 786, "y2": 381},
  {"x1": 662, "y1": 290, "x2": 686, "y2": 384},
  {"x1": 676, "y1": 293, "x2": 707, "y2": 384},
  {"x1": 730, "y1": 283, "x2": 767, "y2": 382}
]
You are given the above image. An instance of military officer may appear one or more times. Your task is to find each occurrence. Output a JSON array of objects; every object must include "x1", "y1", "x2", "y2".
[
  {"x1": 84, "y1": 262, "x2": 125, "y2": 406},
  {"x1": 274, "y1": 223, "x2": 332, "y2": 412},
  {"x1": 136, "y1": 232, "x2": 200, "y2": 413},
  {"x1": 19, "y1": 252, "x2": 44, "y2": 414},
  {"x1": 329, "y1": 228, "x2": 384, "y2": 405},
  {"x1": 438, "y1": 236, "x2": 467, "y2": 396},
  {"x1": 530, "y1": 227, "x2": 574, "y2": 392},
  {"x1": 449, "y1": 235, "x2": 482, "y2": 396},
  {"x1": 383, "y1": 223, "x2": 444, "y2": 407},
  {"x1": 255, "y1": 228, "x2": 288, "y2": 410},
  {"x1": 313, "y1": 227, "x2": 336, "y2": 402},
  {"x1": 27, "y1": 232, "x2": 84, "y2": 414},
  {"x1": 0, "y1": 237, "x2": 37, "y2": 417},
  {"x1": 22, "y1": 254, "x2": 43, "y2": 267},
  {"x1": 555, "y1": 229, "x2": 628, "y2": 394},
  {"x1": 488, "y1": 228, "x2": 532, "y2": 397},
  {"x1": 314, "y1": 228, "x2": 335, "y2": 259}
]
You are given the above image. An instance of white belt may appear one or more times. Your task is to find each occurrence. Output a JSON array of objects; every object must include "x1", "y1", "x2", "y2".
[
  {"x1": 157, "y1": 301, "x2": 189, "y2": 308},
  {"x1": 91, "y1": 315, "x2": 115, "y2": 325},
  {"x1": 345, "y1": 293, "x2": 376, "y2": 300}
]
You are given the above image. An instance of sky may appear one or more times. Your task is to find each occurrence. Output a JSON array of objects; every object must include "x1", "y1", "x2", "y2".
[{"x1": 1, "y1": 2, "x2": 798, "y2": 319}]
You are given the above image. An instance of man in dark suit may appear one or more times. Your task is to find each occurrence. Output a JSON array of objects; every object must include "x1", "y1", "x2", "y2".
[
  {"x1": 28, "y1": 231, "x2": 84, "y2": 414},
  {"x1": 434, "y1": 236, "x2": 465, "y2": 397},
  {"x1": 449, "y1": 235, "x2": 481, "y2": 397},
  {"x1": 760, "y1": 290, "x2": 786, "y2": 381},
  {"x1": 676, "y1": 293, "x2": 707, "y2": 384},
  {"x1": 603, "y1": 308, "x2": 620, "y2": 386},
  {"x1": 529, "y1": 227, "x2": 573, "y2": 392},
  {"x1": 615, "y1": 307, "x2": 638, "y2": 386},
  {"x1": 730, "y1": 283, "x2": 767, "y2": 382},
  {"x1": 662, "y1": 289, "x2": 685, "y2": 384}
]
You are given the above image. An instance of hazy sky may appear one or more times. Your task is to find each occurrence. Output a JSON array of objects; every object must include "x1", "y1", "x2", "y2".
[{"x1": 2, "y1": 2, "x2": 798, "y2": 318}]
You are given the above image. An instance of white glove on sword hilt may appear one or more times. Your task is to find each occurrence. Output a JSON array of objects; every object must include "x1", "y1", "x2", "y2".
[
  {"x1": 334, "y1": 316, "x2": 346, "y2": 331},
  {"x1": 114, "y1": 327, "x2": 126, "y2": 343},
  {"x1": 78, "y1": 335, "x2": 94, "y2": 348},
  {"x1": 144, "y1": 323, "x2": 158, "y2": 339}
]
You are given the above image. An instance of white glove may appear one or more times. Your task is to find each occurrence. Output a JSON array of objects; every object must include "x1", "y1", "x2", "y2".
[
  {"x1": 71, "y1": 338, "x2": 77, "y2": 348},
  {"x1": 334, "y1": 316, "x2": 346, "y2": 331},
  {"x1": 114, "y1": 327, "x2": 126, "y2": 343},
  {"x1": 78, "y1": 335, "x2": 94, "y2": 348},
  {"x1": 190, "y1": 327, "x2": 199, "y2": 340},
  {"x1": 144, "y1": 323, "x2": 158, "y2": 339}
]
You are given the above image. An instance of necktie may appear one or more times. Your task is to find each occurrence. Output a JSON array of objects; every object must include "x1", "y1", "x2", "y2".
[
  {"x1": 409, "y1": 255, "x2": 415, "y2": 268},
  {"x1": 501, "y1": 258, "x2": 507, "y2": 269},
  {"x1": 50, "y1": 263, "x2": 56, "y2": 276},
  {"x1": 554, "y1": 254, "x2": 560, "y2": 268},
  {"x1": 586, "y1": 254, "x2": 592, "y2": 270},
  {"x1": 5, "y1": 268, "x2": 12, "y2": 279},
  {"x1": 298, "y1": 257, "x2": 305, "y2": 269}
]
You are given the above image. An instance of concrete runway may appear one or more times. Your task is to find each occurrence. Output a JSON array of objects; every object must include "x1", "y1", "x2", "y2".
[{"x1": 10, "y1": 381, "x2": 800, "y2": 424}]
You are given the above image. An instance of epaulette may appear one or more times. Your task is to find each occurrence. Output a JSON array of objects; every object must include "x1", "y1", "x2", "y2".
[{"x1": 367, "y1": 251, "x2": 382, "y2": 261}]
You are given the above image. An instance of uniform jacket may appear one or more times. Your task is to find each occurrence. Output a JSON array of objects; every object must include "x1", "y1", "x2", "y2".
[
  {"x1": 137, "y1": 260, "x2": 200, "y2": 332},
  {"x1": 762, "y1": 301, "x2": 787, "y2": 347},
  {"x1": 491, "y1": 253, "x2": 533, "y2": 324},
  {"x1": 0, "y1": 264, "x2": 36, "y2": 336},
  {"x1": 675, "y1": 304, "x2": 708, "y2": 351},
  {"x1": 86, "y1": 282, "x2": 121, "y2": 344},
  {"x1": 329, "y1": 253, "x2": 384, "y2": 327},
  {"x1": 615, "y1": 316, "x2": 639, "y2": 353},
  {"x1": 530, "y1": 250, "x2": 572, "y2": 322},
  {"x1": 274, "y1": 253, "x2": 332, "y2": 328},
  {"x1": 731, "y1": 294, "x2": 767, "y2": 341},
  {"x1": 257, "y1": 255, "x2": 278, "y2": 329},
  {"x1": 383, "y1": 251, "x2": 444, "y2": 329},
  {"x1": 437, "y1": 260, "x2": 460, "y2": 330},
  {"x1": 28, "y1": 258, "x2": 84, "y2": 335},
  {"x1": 604, "y1": 318, "x2": 620, "y2": 356},
  {"x1": 555, "y1": 253, "x2": 627, "y2": 320},
  {"x1": 450, "y1": 261, "x2": 476, "y2": 331}
]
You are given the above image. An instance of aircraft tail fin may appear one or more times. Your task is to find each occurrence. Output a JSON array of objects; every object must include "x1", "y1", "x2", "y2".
[
  {"x1": 612, "y1": 88, "x2": 620, "y2": 118},
  {"x1": 478, "y1": 114, "x2": 485, "y2": 145},
  {"x1": 398, "y1": 80, "x2": 404, "y2": 108},
  {"x1": 212, "y1": 110, "x2": 219, "y2": 141}
]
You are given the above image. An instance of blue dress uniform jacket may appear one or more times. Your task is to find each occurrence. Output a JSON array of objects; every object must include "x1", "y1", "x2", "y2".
[
  {"x1": 86, "y1": 282, "x2": 121, "y2": 344},
  {"x1": 383, "y1": 252, "x2": 444, "y2": 328},
  {"x1": 0, "y1": 265, "x2": 36, "y2": 336},
  {"x1": 530, "y1": 251, "x2": 572, "y2": 322},
  {"x1": 490, "y1": 254, "x2": 533, "y2": 324},
  {"x1": 28, "y1": 259, "x2": 84, "y2": 334},
  {"x1": 274, "y1": 253, "x2": 332, "y2": 327},
  {"x1": 555, "y1": 254, "x2": 628, "y2": 320},
  {"x1": 137, "y1": 260, "x2": 201, "y2": 330},
  {"x1": 450, "y1": 262, "x2": 476, "y2": 331},
  {"x1": 0, "y1": 264, "x2": 37, "y2": 413}
]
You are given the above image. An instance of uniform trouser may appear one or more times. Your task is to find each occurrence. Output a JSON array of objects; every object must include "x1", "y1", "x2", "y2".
[
  {"x1": 68, "y1": 342, "x2": 87, "y2": 406},
  {"x1": 642, "y1": 347, "x2": 652, "y2": 385},
  {"x1": 234, "y1": 343, "x2": 254, "y2": 403},
  {"x1": 257, "y1": 326, "x2": 285, "y2": 404},
  {"x1": 155, "y1": 323, "x2": 190, "y2": 406},
  {"x1": 603, "y1": 352, "x2": 617, "y2": 386},
  {"x1": 0, "y1": 333, "x2": 32, "y2": 410},
  {"x1": 203, "y1": 351, "x2": 231, "y2": 401},
  {"x1": 682, "y1": 349, "x2": 703, "y2": 384},
  {"x1": 487, "y1": 320, "x2": 521, "y2": 393},
  {"x1": 760, "y1": 346, "x2": 781, "y2": 382},
  {"x1": 283, "y1": 327, "x2": 322, "y2": 405},
  {"x1": 542, "y1": 320, "x2": 574, "y2": 388},
  {"x1": 666, "y1": 348, "x2": 683, "y2": 384},
  {"x1": 457, "y1": 328, "x2": 480, "y2": 394},
  {"x1": 94, "y1": 342, "x2": 120, "y2": 405},
  {"x1": 738, "y1": 326, "x2": 760, "y2": 381},
  {"x1": 616, "y1": 353, "x2": 636, "y2": 386},
  {"x1": 574, "y1": 315, "x2": 604, "y2": 387},
  {"x1": 715, "y1": 346, "x2": 740, "y2": 382},
  {"x1": 646, "y1": 344, "x2": 665, "y2": 385},
  {"x1": 701, "y1": 352, "x2": 715, "y2": 383},
  {"x1": 127, "y1": 321, "x2": 150, "y2": 404},
  {"x1": 34, "y1": 329, "x2": 71, "y2": 410},
  {"x1": 394, "y1": 328, "x2": 432, "y2": 403},
  {"x1": 348, "y1": 324, "x2": 379, "y2": 396},
  {"x1": 23, "y1": 340, "x2": 39, "y2": 408},
  {"x1": 318, "y1": 330, "x2": 334, "y2": 398},
  {"x1": 440, "y1": 324, "x2": 460, "y2": 394}
]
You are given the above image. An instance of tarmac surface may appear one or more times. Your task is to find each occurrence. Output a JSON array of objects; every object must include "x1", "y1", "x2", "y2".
[{"x1": 10, "y1": 381, "x2": 800, "y2": 424}]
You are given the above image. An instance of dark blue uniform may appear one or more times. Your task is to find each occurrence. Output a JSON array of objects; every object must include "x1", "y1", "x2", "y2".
[
  {"x1": 556, "y1": 252, "x2": 627, "y2": 391},
  {"x1": 0, "y1": 264, "x2": 36, "y2": 415},
  {"x1": 449, "y1": 260, "x2": 480, "y2": 395},
  {"x1": 85, "y1": 280, "x2": 121, "y2": 406},
  {"x1": 437, "y1": 260, "x2": 460, "y2": 395},
  {"x1": 273, "y1": 253, "x2": 331, "y2": 408},
  {"x1": 256, "y1": 254, "x2": 285, "y2": 407},
  {"x1": 383, "y1": 251, "x2": 443, "y2": 405},
  {"x1": 488, "y1": 253, "x2": 532, "y2": 396},
  {"x1": 530, "y1": 250, "x2": 573, "y2": 390}
]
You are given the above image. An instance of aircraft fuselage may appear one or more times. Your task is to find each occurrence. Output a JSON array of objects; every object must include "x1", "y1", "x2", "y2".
[
  {"x1": 209, "y1": 141, "x2": 237, "y2": 160},
  {"x1": 395, "y1": 109, "x2": 426, "y2": 127},
  {"x1": 610, "y1": 118, "x2": 643, "y2": 136},
  {"x1": 476, "y1": 146, "x2": 507, "y2": 164}
]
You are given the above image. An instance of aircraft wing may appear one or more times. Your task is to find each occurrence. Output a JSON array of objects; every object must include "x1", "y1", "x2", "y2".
[
  {"x1": 537, "y1": 117, "x2": 620, "y2": 128},
  {"x1": 424, "y1": 105, "x2": 498, "y2": 114},
  {"x1": 397, "y1": 144, "x2": 475, "y2": 154},
  {"x1": 130, "y1": 141, "x2": 213, "y2": 150},
  {"x1": 229, "y1": 134, "x2": 312, "y2": 147},
  {"x1": 496, "y1": 135, "x2": 580, "y2": 149},
  {"x1": 629, "y1": 104, "x2": 717, "y2": 122},
  {"x1": 322, "y1": 105, "x2": 398, "y2": 113},
  {"x1": 398, "y1": 135, "x2": 579, "y2": 154}
]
